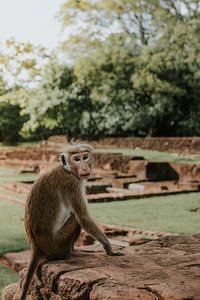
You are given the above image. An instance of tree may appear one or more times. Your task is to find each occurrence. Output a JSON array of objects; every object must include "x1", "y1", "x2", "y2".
[
  {"x1": 1, "y1": 1, "x2": 200, "y2": 140},
  {"x1": 0, "y1": 102, "x2": 26, "y2": 144},
  {"x1": 0, "y1": 39, "x2": 51, "y2": 140},
  {"x1": 131, "y1": 18, "x2": 200, "y2": 136},
  {"x1": 73, "y1": 33, "x2": 139, "y2": 136},
  {"x1": 0, "y1": 38, "x2": 49, "y2": 89},
  {"x1": 0, "y1": 76, "x2": 6, "y2": 96},
  {"x1": 21, "y1": 57, "x2": 94, "y2": 138},
  {"x1": 22, "y1": 4, "x2": 200, "y2": 138},
  {"x1": 58, "y1": 0, "x2": 160, "y2": 61}
]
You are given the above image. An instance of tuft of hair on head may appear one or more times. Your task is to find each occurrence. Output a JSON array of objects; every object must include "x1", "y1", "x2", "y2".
[{"x1": 65, "y1": 138, "x2": 94, "y2": 154}]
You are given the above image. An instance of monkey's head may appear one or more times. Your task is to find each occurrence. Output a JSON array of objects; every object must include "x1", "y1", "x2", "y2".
[{"x1": 60, "y1": 140, "x2": 94, "y2": 180}]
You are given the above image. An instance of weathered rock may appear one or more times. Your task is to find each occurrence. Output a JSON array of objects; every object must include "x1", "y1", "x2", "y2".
[
  {"x1": 3, "y1": 234, "x2": 200, "y2": 300},
  {"x1": 2, "y1": 283, "x2": 20, "y2": 300},
  {"x1": 3, "y1": 250, "x2": 30, "y2": 272}
]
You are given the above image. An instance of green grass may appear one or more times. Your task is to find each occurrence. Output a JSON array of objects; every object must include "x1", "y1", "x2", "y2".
[
  {"x1": 0, "y1": 167, "x2": 30, "y2": 297},
  {"x1": 95, "y1": 148, "x2": 200, "y2": 164},
  {"x1": 0, "y1": 201, "x2": 29, "y2": 255},
  {"x1": 89, "y1": 192, "x2": 200, "y2": 234},
  {"x1": 0, "y1": 187, "x2": 26, "y2": 202},
  {"x1": 0, "y1": 167, "x2": 37, "y2": 185},
  {"x1": 0, "y1": 265, "x2": 18, "y2": 296},
  {"x1": 0, "y1": 141, "x2": 39, "y2": 149}
]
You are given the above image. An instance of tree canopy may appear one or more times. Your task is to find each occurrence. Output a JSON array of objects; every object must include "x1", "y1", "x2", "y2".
[{"x1": 0, "y1": 0, "x2": 200, "y2": 143}]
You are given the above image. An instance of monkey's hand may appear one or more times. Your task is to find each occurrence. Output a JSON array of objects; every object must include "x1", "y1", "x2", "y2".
[
  {"x1": 108, "y1": 251, "x2": 124, "y2": 256},
  {"x1": 104, "y1": 244, "x2": 124, "y2": 256}
]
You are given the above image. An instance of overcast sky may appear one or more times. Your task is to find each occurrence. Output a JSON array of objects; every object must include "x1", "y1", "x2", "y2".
[{"x1": 0, "y1": 0, "x2": 65, "y2": 49}]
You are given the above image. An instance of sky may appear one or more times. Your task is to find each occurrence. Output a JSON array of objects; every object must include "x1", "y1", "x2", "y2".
[{"x1": 0, "y1": 0, "x2": 65, "y2": 49}]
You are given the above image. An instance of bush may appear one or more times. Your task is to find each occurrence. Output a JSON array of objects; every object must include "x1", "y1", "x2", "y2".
[{"x1": 0, "y1": 102, "x2": 25, "y2": 145}]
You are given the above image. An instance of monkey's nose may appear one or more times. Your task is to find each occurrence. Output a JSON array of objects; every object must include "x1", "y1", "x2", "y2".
[
  {"x1": 82, "y1": 163, "x2": 88, "y2": 169},
  {"x1": 82, "y1": 166, "x2": 88, "y2": 172}
]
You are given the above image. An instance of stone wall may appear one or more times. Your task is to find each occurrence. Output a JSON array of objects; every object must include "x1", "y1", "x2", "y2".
[
  {"x1": 92, "y1": 137, "x2": 200, "y2": 154},
  {"x1": 1, "y1": 146, "x2": 200, "y2": 182},
  {"x1": 43, "y1": 135, "x2": 200, "y2": 154}
]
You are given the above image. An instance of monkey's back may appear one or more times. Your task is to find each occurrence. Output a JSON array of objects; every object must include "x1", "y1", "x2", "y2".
[{"x1": 24, "y1": 166, "x2": 80, "y2": 257}]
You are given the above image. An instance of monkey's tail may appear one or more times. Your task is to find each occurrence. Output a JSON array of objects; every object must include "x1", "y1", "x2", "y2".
[{"x1": 19, "y1": 253, "x2": 42, "y2": 300}]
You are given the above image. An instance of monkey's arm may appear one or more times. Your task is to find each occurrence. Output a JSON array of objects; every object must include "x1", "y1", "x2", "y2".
[{"x1": 69, "y1": 196, "x2": 123, "y2": 256}]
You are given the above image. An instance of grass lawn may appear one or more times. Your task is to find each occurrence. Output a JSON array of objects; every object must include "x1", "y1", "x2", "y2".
[
  {"x1": 0, "y1": 167, "x2": 37, "y2": 185},
  {"x1": 0, "y1": 141, "x2": 39, "y2": 150},
  {"x1": 0, "y1": 189, "x2": 199, "y2": 251},
  {"x1": 0, "y1": 187, "x2": 26, "y2": 202},
  {"x1": 0, "y1": 200, "x2": 29, "y2": 298},
  {"x1": 89, "y1": 192, "x2": 200, "y2": 234},
  {"x1": 0, "y1": 265, "x2": 18, "y2": 296},
  {"x1": 0, "y1": 201, "x2": 29, "y2": 255},
  {"x1": 95, "y1": 148, "x2": 200, "y2": 164}
]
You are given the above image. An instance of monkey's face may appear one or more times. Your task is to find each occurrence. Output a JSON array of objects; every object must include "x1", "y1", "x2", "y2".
[{"x1": 69, "y1": 151, "x2": 93, "y2": 180}]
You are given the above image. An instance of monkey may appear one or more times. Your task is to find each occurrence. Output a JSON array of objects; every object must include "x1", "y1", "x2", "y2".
[{"x1": 20, "y1": 140, "x2": 123, "y2": 300}]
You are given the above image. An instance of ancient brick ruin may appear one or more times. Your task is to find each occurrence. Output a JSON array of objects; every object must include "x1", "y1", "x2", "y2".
[
  {"x1": 1, "y1": 136, "x2": 200, "y2": 299},
  {"x1": 1, "y1": 137, "x2": 200, "y2": 203}
]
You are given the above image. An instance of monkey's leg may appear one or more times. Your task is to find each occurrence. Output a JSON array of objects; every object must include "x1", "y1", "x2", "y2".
[
  {"x1": 69, "y1": 224, "x2": 81, "y2": 253},
  {"x1": 55, "y1": 214, "x2": 81, "y2": 258}
]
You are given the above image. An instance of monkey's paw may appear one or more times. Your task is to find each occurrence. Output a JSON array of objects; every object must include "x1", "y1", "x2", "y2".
[{"x1": 109, "y1": 251, "x2": 124, "y2": 256}]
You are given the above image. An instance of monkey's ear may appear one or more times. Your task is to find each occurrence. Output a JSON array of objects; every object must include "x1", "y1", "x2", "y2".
[
  {"x1": 59, "y1": 153, "x2": 70, "y2": 171},
  {"x1": 59, "y1": 153, "x2": 66, "y2": 165}
]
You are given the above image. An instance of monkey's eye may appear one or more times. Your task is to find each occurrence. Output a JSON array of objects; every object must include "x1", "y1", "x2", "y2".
[
  {"x1": 83, "y1": 154, "x2": 89, "y2": 161},
  {"x1": 73, "y1": 157, "x2": 81, "y2": 163}
]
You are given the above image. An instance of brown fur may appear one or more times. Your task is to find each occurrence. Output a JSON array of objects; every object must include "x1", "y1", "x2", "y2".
[{"x1": 20, "y1": 148, "x2": 122, "y2": 300}]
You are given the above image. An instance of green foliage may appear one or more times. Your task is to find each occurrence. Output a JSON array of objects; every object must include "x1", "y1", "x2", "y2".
[
  {"x1": 21, "y1": 57, "x2": 94, "y2": 137},
  {"x1": 58, "y1": 0, "x2": 161, "y2": 48},
  {"x1": 0, "y1": 76, "x2": 6, "y2": 96},
  {"x1": 0, "y1": 38, "x2": 49, "y2": 88},
  {"x1": 73, "y1": 33, "x2": 139, "y2": 136},
  {"x1": 0, "y1": 102, "x2": 26, "y2": 144},
  {"x1": 131, "y1": 19, "x2": 200, "y2": 136},
  {"x1": 1, "y1": 1, "x2": 200, "y2": 139}
]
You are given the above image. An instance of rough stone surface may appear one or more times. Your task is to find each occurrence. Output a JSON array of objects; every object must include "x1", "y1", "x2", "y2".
[
  {"x1": 3, "y1": 250, "x2": 30, "y2": 273},
  {"x1": 92, "y1": 136, "x2": 200, "y2": 155},
  {"x1": 2, "y1": 283, "x2": 20, "y2": 300},
  {"x1": 3, "y1": 234, "x2": 200, "y2": 300}
]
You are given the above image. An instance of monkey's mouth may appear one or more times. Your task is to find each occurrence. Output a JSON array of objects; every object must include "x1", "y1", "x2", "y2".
[{"x1": 80, "y1": 173, "x2": 90, "y2": 178}]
